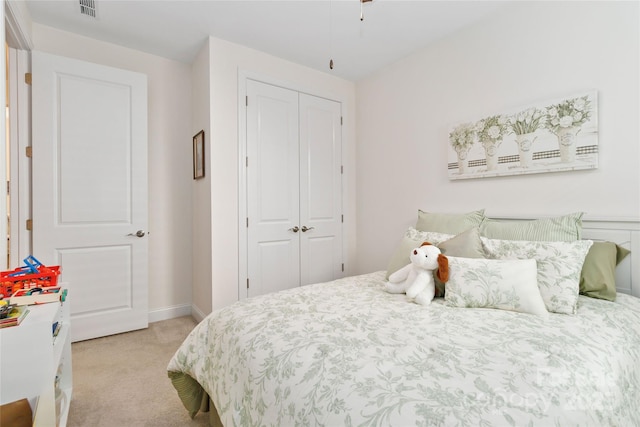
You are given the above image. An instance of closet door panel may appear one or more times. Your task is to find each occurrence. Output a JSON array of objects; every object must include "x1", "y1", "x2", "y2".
[
  {"x1": 255, "y1": 240, "x2": 300, "y2": 295},
  {"x1": 247, "y1": 80, "x2": 300, "y2": 297},
  {"x1": 299, "y1": 94, "x2": 343, "y2": 286},
  {"x1": 305, "y1": 235, "x2": 341, "y2": 286}
]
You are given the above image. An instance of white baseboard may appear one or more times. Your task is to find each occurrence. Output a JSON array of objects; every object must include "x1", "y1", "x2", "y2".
[
  {"x1": 148, "y1": 304, "x2": 192, "y2": 323},
  {"x1": 148, "y1": 303, "x2": 208, "y2": 324},
  {"x1": 190, "y1": 304, "x2": 207, "y2": 323}
]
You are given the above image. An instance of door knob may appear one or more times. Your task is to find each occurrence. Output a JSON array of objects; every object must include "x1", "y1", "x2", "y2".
[
  {"x1": 127, "y1": 230, "x2": 146, "y2": 237},
  {"x1": 288, "y1": 226, "x2": 299, "y2": 233},
  {"x1": 301, "y1": 226, "x2": 315, "y2": 232}
]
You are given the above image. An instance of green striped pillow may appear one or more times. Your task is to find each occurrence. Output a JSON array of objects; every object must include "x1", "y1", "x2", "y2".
[{"x1": 479, "y1": 212, "x2": 584, "y2": 242}]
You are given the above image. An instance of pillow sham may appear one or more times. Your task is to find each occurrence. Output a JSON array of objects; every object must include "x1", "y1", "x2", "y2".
[
  {"x1": 479, "y1": 212, "x2": 584, "y2": 242},
  {"x1": 445, "y1": 257, "x2": 548, "y2": 316},
  {"x1": 437, "y1": 227, "x2": 486, "y2": 259},
  {"x1": 481, "y1": 237, "x2": 593, "y2": 314},
  {"x1": 385, "y1": 228, "x2": 484, "y2": 280},
  {"x1": 415, "y1": 209, "x2": 485, "y2": 234},
  {"x1": 579, "y1": 241, "x2": 631, "y2": 301}
]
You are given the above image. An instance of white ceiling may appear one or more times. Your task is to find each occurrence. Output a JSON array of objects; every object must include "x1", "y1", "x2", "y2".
[{"x1": 25, "y1": 0, "x2": 508, "y2": 81}]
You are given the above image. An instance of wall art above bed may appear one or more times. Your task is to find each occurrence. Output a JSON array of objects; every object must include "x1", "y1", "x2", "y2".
[{"x1": 448, "y1": 90, "x2": 598, "y2": 180}]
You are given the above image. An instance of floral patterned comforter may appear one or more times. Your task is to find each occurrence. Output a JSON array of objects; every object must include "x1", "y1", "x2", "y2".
[{"x1": 167, "y1": 271, "x2": 640, "y2": 427}]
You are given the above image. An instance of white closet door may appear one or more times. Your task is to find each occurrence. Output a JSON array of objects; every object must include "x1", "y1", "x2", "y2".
[
  {"x1": 299, "y1": 94, "x2": 343, "y2": 286},
  {"x1": 246, "y1": 80, "x2": 300, "y2": 297}
]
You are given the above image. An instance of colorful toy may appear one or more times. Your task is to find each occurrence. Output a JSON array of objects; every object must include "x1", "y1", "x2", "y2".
[{"x1": 0, "y1": 256, "x2": 61, "y2": 304}]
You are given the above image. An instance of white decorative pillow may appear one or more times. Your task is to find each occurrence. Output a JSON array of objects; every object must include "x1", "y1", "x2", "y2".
[
  {"x1": 445, "y1": 257, "x2": 548, "y2": 316},
  {"x1": 480, "y1": 237, "x2": 593, "y2": 314}
]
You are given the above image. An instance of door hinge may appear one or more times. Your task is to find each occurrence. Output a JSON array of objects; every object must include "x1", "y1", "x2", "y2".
[
  {"x1": 340, "y1": 116, "x2": 343, "y2": 126},
  {"x1": 24, "y1": 73, "x2": 32, "y2": 85},
  {"x1": 247, "y1": 278, "x2": 249, "y2": 289},
  {"x1": 246, "y1": 96, "x2": 248, "y2": 106},
  {"x1": 341, "y1": 165, "x2": 343, "y2": 174},
  {"x1": 26, "y1": 219, "x2": 32, "y2": 231},
  {"x1": 246, "y1": 156, "x2": 248, "y2": 167},
  {"x1": 341, "y1": 214, "x2": 344, "y2": 223},
  {"x1": 25, "y1": 146, "x2": 32, "y2": 158},
  {"x1": 342, "y1": 263, "x2": 344, "y2": 272},
  {"x1": 246, "y1": 217, "x2": 249, "y2": 227}
]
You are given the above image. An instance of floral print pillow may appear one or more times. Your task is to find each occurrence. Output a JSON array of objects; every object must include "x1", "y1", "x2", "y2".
[
  {"x1": 445, "y1": 256, "x2": 548, "y2": 316},
  {"x1": 480, "y1": 237, "x2": 593, "y2": 314}
]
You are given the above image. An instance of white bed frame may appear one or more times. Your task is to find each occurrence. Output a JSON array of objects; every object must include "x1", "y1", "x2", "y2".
[{"x1": 490, "y1": 217, "x2": 640, "y2": 298}]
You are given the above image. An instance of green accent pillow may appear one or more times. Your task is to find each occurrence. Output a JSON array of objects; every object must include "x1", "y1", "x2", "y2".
[
  {"x1": 479, "y1": 212, "x2": 584, "y2": 242},
  {"x1": 415, "y1": 209, "x2": 485, "y2": 234},
  {"x1": 438, "y1": 227, "x2": 486, "y2": 259},
  {"x1": 579, "y1": 241, "x2": 631, "y2": 301},
  {"x1": 435, "y1": 227, "x2": 486, "y2": 296}
]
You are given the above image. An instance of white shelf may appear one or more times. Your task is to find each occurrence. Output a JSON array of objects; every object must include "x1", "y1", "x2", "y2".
[{"x1": 0, "y1": 293, "x2": 72, "y2": 426}]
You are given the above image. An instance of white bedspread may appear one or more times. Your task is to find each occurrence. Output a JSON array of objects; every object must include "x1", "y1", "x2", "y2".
[{"x1": 168, "y1": 271, "x2": 640, "y2": 426}]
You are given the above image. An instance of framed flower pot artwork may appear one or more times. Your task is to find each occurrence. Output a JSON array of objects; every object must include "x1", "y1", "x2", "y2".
[
  {"x1": 447, "y1": 90, "x2": 598, "y2": 180},
  {"x1": 193, "y1": 130, "x2": 205, "y2": 180}
]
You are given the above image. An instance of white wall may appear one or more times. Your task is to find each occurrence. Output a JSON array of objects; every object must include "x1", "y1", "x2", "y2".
[
  {"x1": 191, "y1": 40, "x2": 212, "y2": 318},
  {"x1": 355, "y1": 2, "x2": 640, "y2": 274},
  {"x1": 31, "y1": 24, "x2": 194, "y2": 321},
  {"x1": 198, "y1": 36, "x2": 357, "y2": 312}
]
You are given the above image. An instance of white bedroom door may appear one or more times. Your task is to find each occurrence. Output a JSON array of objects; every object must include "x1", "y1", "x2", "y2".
[
  {"x1": 246, "y1": 79, "x2": 343, "y2": 298},
  {"x1": 31, "y1": 51, "x2": 149, "y2": 342}
]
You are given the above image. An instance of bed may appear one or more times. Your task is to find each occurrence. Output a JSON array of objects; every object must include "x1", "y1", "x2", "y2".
[{"x1": 168, "y1": 212, "x2": 640, "y2": 426}]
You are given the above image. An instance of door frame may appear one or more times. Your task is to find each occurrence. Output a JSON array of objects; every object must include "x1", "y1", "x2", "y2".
[
  {"x1": 237, "y1": 70, "x2": 348, "y2": 300},
  {"x1": 7, "y1": 47, "x2": 32, "y2": 269},
  {"x1": 5, "y1": 1, "x2": 34, "y2": 270}
]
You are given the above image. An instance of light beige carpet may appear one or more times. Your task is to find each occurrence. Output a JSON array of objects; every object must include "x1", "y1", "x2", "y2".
[{"x1": 67, "y1": 316, "x2": 209, "y2": 427}]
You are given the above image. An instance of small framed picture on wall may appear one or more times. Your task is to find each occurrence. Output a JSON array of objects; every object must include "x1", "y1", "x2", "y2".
[{"x1": 193, "y1": 130, "x2": 205, "y2": 179}]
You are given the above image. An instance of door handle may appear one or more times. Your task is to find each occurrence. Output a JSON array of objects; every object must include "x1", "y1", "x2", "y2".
[
  {"x1": 288, "y1": 226, "x2": 299, "y2": 233},
  {"x1": 127, "y1": 230, "x2": 146, "y2": 238},
  {"x1": 301, "y1": 226, "x2": 315, "y2": 232}
]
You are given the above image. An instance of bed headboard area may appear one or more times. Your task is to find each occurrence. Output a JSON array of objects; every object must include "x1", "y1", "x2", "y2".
[
  {"x1": 487, "y1": 216, "x2": 640, "y2": 298},
  {"x1": 580, "y1": 218, "x2": 639, "y2": 298}
]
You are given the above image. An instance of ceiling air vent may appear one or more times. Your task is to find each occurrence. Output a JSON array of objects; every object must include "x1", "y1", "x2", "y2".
[{"x1": 79, "y1": 0, "x2": 97, "y2": 18}]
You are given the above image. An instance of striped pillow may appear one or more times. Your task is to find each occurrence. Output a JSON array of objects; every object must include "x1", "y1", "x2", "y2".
[{"x1": 479, "y1": 212, "x2": 583, "y2": 242}]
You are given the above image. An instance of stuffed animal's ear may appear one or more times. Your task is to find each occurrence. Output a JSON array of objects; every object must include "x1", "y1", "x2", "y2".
[
  {"x1": 436, "y1": 254, "x2": 449, "y2": 283},
  {"x1": 421, "y1": 241, "x2": 432, "y2": 247}
]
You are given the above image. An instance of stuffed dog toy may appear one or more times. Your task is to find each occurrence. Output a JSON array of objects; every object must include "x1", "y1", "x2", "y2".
[{"x1": 385, "y1": 242, "x2": 449, "y2": 305}]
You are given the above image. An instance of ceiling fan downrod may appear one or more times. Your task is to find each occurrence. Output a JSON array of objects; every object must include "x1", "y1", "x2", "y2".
[
  {"x1": 329, "y1": 0, "x2": 373, "y2": 70},
  {"x1": 361, "y1": 0, "x2": 372, "y2": 22}
]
